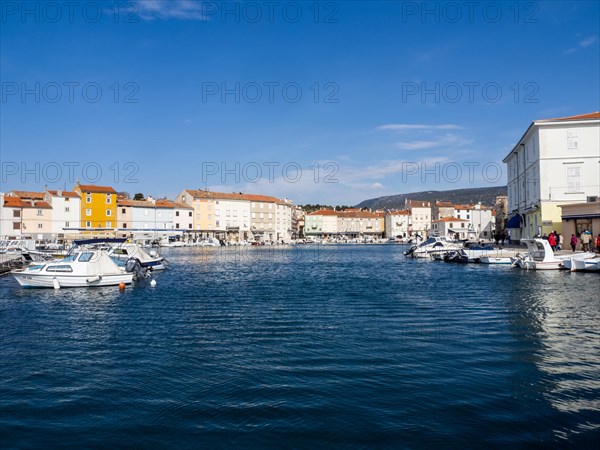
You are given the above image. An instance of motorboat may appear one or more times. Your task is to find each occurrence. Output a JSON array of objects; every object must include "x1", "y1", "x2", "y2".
[
  {"x1": 107, "y1": 242, "x2": 167, "y2": 271},
  {"x1": 404, "y1": 236, "x2": 462, "y2": 258},
  {"x1": 514, "y1": 239, "x2": 595, "y2": 270},
  {"x1": 479, "y1": 256, "x2": 513, "y2": 264},
  {"x1": 12, "y1": 249, "x2": 133, "y2": 288},
  {"x1": 564, "y1": 256, "x2": 600, "y2": 272}
]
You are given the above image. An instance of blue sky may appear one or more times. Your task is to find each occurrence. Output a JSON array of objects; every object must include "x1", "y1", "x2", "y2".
[{"x1": 1, "y1": 0, "x2": 599, "y2": 205}]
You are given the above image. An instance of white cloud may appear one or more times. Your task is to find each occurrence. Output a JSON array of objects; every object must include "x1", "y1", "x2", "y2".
[
  {"x1": 564, "y1": 35, "x2": 598, "y2": 54},
  {"x1": 134, "y1": 0, "x2": 207, "y2": 21},
  {"x1": 394, "y1": 133, "x2": 473, "y2": 151},
  {"x1": 377, "y1": 124, "x2": 463, "y2": 131}
]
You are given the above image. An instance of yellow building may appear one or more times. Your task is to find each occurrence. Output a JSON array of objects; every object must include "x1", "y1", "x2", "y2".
[{"x1": 73, "y1": 183, "x2": 117, "y2": 234}]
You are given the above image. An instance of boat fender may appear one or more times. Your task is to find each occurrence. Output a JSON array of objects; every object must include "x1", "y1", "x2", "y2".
[
  {"x1": 53, "y1": 277, "x2": 60, "y2": 290},
  {"x1": 86, "y1": 275, "x2": 101, "y2": 283}
]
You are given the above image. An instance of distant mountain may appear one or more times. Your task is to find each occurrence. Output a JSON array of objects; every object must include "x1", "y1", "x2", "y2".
[{"x1": 356, "y1": 186, "x2": 507, "y2": 210}]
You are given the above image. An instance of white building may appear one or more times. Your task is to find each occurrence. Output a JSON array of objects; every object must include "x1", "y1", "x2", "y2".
[
  {"x1": 405, "y1": 200, "x2": 431, "y2": 237},
  {"x1": 431, "y1": 217, "x2": 471, "y2": 240},
  {"x1": 385, "y1": 210, "x2": 411, "y2": 238},
  {"x1": 304, "y1": 210, "x2": 338, "y2": 237},
  {"x1": 213, "y1": 197, "x2": 251, "y2": 241},
  {"x1": 44, "y1": 190, "x2": 81, "y2": 237},
  {"x1": 503, "y1": 112, "x2": 600, "y2": 240},
  {"x1": 453, "y1": 203, "x2": 494, "y2": 240},
  {"x1": 0, "y1": 192, "x2": 23, "y2": 238}
]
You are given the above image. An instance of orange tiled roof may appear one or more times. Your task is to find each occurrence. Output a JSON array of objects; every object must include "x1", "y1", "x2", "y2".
[
  {"x1": 307, "y1": 209, "x2": 338, "y2": 216},
  {"x1": 47, "y1": 190, "x2": 80, "y2": 198},
  {"x1": 155, "y1": 199, "x2": 193, "y2": 209},
  {"x1": 406, "y1": 200, "x2": 431, "y2": 207},
  {"x1": 339, "y1": 210, "x2": 382, "y2": 219},
  {"x1": 76, "y1": 184, "x2": 116, "y2": 194},
  {"x1": 435, "y1": 201, "x2": 454, "y2": 207},
  {"x1": 4, "y1": 197, "x2": 29, "y2": 208},
  {"x1": 184, "y1": 189, "x2": 283, "y2": 203},
  {"x1": 389, "y1": 209, "x2": 410, "y2": 215},
  {"x1": 11, "y1": 191, "x2": 45, "y2": 200},
  {"x1": 538, "y1": 111, "x2": 600, "y2": 122},
  {"x1": 32, "y1": 201, "x2": 52, "y2": 209},
  {"x1": 438, "y1": 217, "x2": 469, "y2": 222}
]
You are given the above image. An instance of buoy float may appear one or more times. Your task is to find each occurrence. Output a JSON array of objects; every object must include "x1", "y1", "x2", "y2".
[
  {"x1": 119, "y1": 281, "x2": 126, "y2": 290},
  {"x1": 53, "y1": 277, "x2": 60, "y2": 290},
  {"x1": 150, "y1": 279, "x2": 157, "y2": 287}
]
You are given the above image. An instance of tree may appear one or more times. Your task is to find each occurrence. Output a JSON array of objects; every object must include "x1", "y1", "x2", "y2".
[{"x1": 133, "y1": 193, "x2": 145, "y2": 200}]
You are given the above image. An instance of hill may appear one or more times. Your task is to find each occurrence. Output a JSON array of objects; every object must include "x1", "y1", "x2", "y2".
[{"x1": 356, "y1": 186, "x2": 507, "y2": 210}]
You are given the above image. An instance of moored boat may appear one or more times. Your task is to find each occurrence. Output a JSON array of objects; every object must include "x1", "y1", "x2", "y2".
[{"x1": 11, "y1": 249, "x2": 133, "y2": 288}]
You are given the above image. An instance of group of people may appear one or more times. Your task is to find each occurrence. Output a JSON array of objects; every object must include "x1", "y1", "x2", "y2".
[
  {"x1": 569, "y1": 231, "x2": 600, "y2": 252},
  {"x1": 546, "y1": 231, "x2": 563, "y2": 251}
]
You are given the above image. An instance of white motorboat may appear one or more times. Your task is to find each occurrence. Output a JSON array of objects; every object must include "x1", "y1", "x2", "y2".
[
  {"x1": 565, "y1": 256, "x2": 600, "y2": 272},
  {"x1": 514, "y1": 239, "x2": 595, "y2": 270},
  {"x1": 107, "y1": 242, "x2": 167, "y2": 271},
  {"x1": 479, "y1": 256, "x2": 513, "y2": 264},
  {"x1": 12, "y1": 249, "x2": 133, "y2": 288},
  {"x1": 404, "y1": 236, "x2": 462, "y2": 258}
]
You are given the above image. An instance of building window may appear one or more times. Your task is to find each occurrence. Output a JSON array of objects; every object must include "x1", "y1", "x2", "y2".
[
  {"x1": 106, "y1": 196, "x2": 112, "y2": 204},
  {"x1": 13, "y1": 222, "x2": 20, "y2": 230},
  {"x1": 106, "y1": 221, "x2": 112, "y2": 228},
  {"x1": 65, "y1": 207, "x2": 70, "y2": 212},
  {"x1": 86, "y1": 221, "x2": 91, "y2": 228},
  {"x1": 86, "y1": 196, "x2": 92, "y2": 203},
  {"x1": 13, "y1": 210, "x2": 20, "y2": 218},
  {"x1": 106, "y1": 210, "x2": 112, "y2": 216},
  {"x1": 38, "y1": 223, "x2": 43, "y2": 229},
  {"x1": 567, "y1": 129, "x2": 579, "y2": 149},
  {"x1": 176, "y1": 211, "x2": 180, "y2": 217},
  {"x1": 188, "y1": 224, "x2": 192, "y2": 229},
  {"x1": 65, "y1": 221, "x2": 69, "y2": 228},
  {"x1": 123, "y1": 223, "x2": 127, "y2": 228},
  {"x1": 37, "y1": 209, "x2": 43, "y2": 216},
  {"x1": 188, "y1": 211, "x2": 192, "y2": 217},
  {"x1": 567, "y1": 167, "x2": 581, "y2": 192},
  {"x1": 122, "y1": 208, "x2": 126, "y2": 214},
  {"x1": 86, "y1": 209, "x2": 92, "y2": 216},
  {"x1": 176, "y1": 223, "x2": 180, "y2": 229}
]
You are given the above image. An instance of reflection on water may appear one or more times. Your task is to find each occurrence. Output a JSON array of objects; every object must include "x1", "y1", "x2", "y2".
[{"x1": 1, "y1": 245, "x2": 599, "y2": 447}]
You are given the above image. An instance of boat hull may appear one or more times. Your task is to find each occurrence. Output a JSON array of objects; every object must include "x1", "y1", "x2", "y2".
[
  {"x1": 12, "y1": 272, "x2": 133, "y2": 288},
  {"x1": 480, "y1": 257, "x2": 513, "y2": 264}
]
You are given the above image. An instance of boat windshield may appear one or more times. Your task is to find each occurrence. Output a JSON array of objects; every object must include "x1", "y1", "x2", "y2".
[
  {"x1": 419, "y1": 238, "x2": 436, "y2": 247},
  {"x1": 62, "y1": 253, "x2": 79, "y2": 262},
  {"x1": 78, "y1": 252, "x2": 95, "y2": 262}
]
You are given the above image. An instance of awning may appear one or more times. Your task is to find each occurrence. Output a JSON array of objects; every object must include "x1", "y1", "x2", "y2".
[{"x1": 506, "y1": 214, "x2": 522, "y2": 228}]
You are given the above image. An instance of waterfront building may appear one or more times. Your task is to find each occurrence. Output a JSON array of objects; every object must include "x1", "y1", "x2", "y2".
[
  {"x1": 453, "y1": 203, "x2": 494, "y2": 239},
  {"x1": 430, "y1": 217, "x2": 471, "y2": 240},
  {"x1": 503, "y1": 112, "x2": 600, "y2": 241},
  {"x1": 384, "y1": 210, "x2": 411, "y2": 239},
  {"x1": 117, "y1": 196, "x2": 193, "y2": 239},
  {"x1": 177, "y1": 189, "x2": 292, "y2": 242},
  {"x1": 5, "y1": 191, "x2": 53, "y2": 240},
  {"x1": 337, "y1": 209, "x2": 384, "y2": 239},
  {"x1": 560, "y1": 200, "x2": 600, "y2": 249},
  {"x1": 0, "y1": 193, "x2": 24, "y2": 238},
  {"x1": 292, "y1": 206, "x2": 305, "y2": 239},
  {"x1": 44, "y1": 190, "x2": 81, "y2": 238},
  {"x1": 73, "y1": 183, "x2": 117, "y2": 234},
  {"x1": 494, "y1": 195, "x2": 508, "y2": 237},
  {"x1": 405, "y1": 200, "x2": 431, "y2": 237},
  {"x1": 304, "y1": 209, "x2": 338, "y2": 238},
  {"x1": 432, "y1": 201, "x2": 455, "y2": 221}
]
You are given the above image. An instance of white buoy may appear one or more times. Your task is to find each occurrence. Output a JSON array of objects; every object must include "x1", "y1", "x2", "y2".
[
  {"x1": 150, "y1": 279, "x2": 157, "y2": 287},
  {"x1": 53, "y1": 278, "x2": 60, "y2": 290}
]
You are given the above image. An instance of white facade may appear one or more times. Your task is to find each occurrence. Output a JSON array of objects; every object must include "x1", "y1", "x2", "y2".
[
  {"x1": 45, "y1": 190, "x2": 81, "y2": 235},
  {"x1": 304, "y1": 210, "x2": 338, "y2": 236},
  {"x1": 454, "y1": 204, "x2": 494, "y2": 239},
  {"x1": 214, "y1": 198, "x2": 250, "y2": 237},
  {"x1": 504, "y1": 112, "x2": 600, "y2": 240},
  {"x1": 385, "y1": 211, "x2": 411, "y2": 238},
  {"x1": 406, "y1": 201, "x2": 431, "y2": 236},
  {"x1": 275, "y1": 200, "x2": 294, "y2": 242},
  {"x1": 0, "y1": 192, "x2": 21, "y2": 238}
]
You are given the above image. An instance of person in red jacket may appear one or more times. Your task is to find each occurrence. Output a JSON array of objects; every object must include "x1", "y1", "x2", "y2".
[
  {"x1": 596, "y1": 234, "x2": 600, "y2": 252},
  {"x1": 548, "y1": 232, "x2": 556, "y2": 251}
]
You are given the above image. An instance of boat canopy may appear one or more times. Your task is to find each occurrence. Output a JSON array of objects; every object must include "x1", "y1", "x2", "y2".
[{"x1": 73, "y1": 238, "x2": 127, "y2": 246}]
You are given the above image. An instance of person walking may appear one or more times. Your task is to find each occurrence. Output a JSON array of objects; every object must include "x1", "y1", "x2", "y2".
[
  {"x1": 581, "y1": 231, "x2": 591, "y2": 252},
  {"x1": 557, "y1": 233, "x2": 564, "y2": 251},
  {"x1": 570, "y1": 234, "x2": 578, "y2": 252},
  {"x1": 548, "y1": 232, "x2": 556, "y2": 251},
  {"x1": 595, "y1": 234, "x2": 600, "y2": 252}
]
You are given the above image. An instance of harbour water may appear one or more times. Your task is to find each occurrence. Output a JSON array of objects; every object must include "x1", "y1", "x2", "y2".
[{"x1": 1, "y1": 245, "x2": 599, "y2": 447}]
